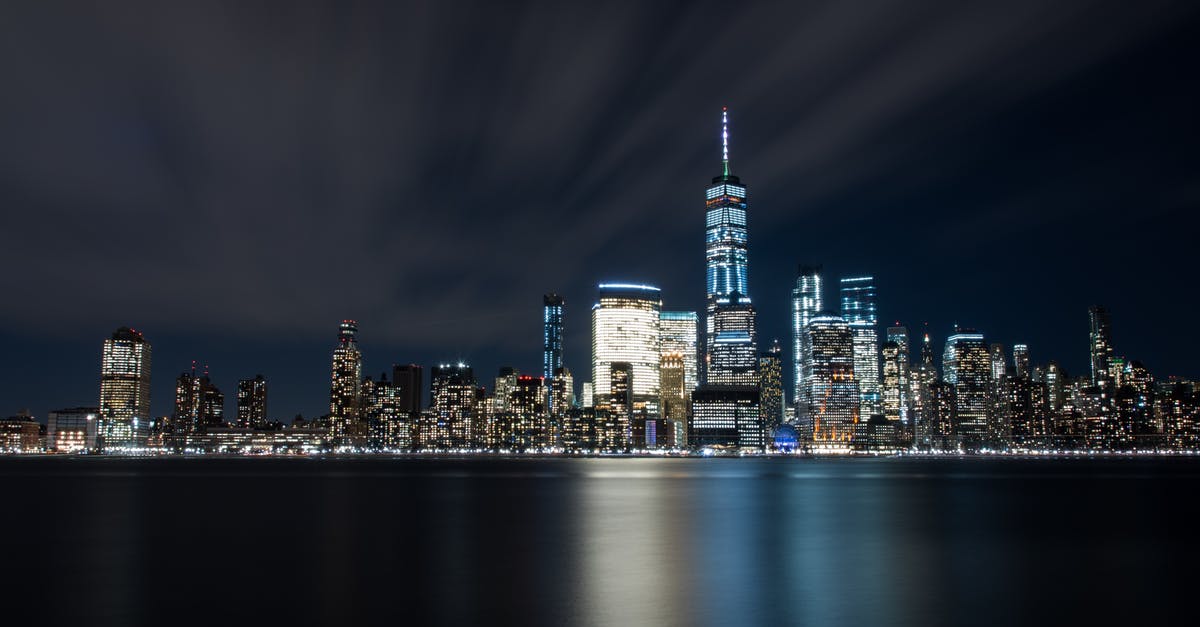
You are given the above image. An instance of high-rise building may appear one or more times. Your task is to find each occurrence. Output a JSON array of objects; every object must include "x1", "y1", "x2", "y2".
[
  {"x1": 392, "y1": 364, "x2": 424, "y2": 415},
  {"x1": 543, "y1": 293, "x2": 565, "y2": 380},
  {"x1": 591, "y1": 283, "x2": 662, "y2": 416},
  {"x1": 492, "y1": 366, "x2": 520, "y2": 417},
  {"x1": 174, "y1": 368, "x2": 224, "y2": 434},
  {"x1": 581, "y1": 382, "x2": 594, "y2": 409},
  {"x1": 989, "y1": 343, "x2": 1007, "y2": 381},
  {"x1": 704, "y1": 108, "x2": 758, "y2": 384},
  {"x1": 328, "y1": 320, "x2": 363, "y2": 445},
  {"x1": 1089, "y1": 306, "x2": 1114, "y2": 386},
  {"x1": 708, "y1": 297, "x2": 759, "y2": 386},
  {"x1": 429, "y1": 363, "x2": 478, "y2": 450},
  {"x1": 758, "y1": 340, "x2": 784, "y2": 432},
  {"x1": 494, "y1": 375, "x2": 550, "y2": 451},
  {"x1": 883, "y1": 326, "x2": 910, "y2": 425},
  {"x1": 550, "y1": 366, "x2": 575, "y2": 423},
  {"x1": 659, "y1": 352, "x2": 688, "y2": 443},
  {"x1": 1012, "y1": 344, "x2": 1030, "y2": 378},
  {"x1": 791, "y1": 266, "x2": 823, "y2": 410},
  {"x1": 909, "y1": 334, "x2": 939, "y2": 450},
  {"x1": 943, "y1": 329, "x2": 991, "y2": 449},
  {"x1": 805, "y1": 314, "x2": 859, "y2": 452},
  {"x1": 98, "y1": 327, "x2": 152, "y2": 449},
  {"x1": 840, "y1": 276, "x2": 880, "y2": 418},
  {"x1": 236, "y1": 374, "x2": 268, "y2": 429},
  {"x1": 689, "y1": 386, "x2": 762, "y2": 449},
  {"x1": 660, "y1": 311, "x2": 699, "y2": 393},
  {"x1": 363, "y1": 372, "x2": 410, "y2": 450}
]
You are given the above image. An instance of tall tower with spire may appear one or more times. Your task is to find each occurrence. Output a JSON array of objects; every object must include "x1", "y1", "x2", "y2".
[{"x1": 704, "y1": 108, "x2": 758, "y2": 387}]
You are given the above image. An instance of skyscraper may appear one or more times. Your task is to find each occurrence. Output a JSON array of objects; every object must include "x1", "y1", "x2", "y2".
[
  {"x1": 805, "y1": 314, "x2": 859, "y2": 452},
  {"x1": 236, "y1": 374, "x2": 268, "y2": 429},
  {"x1": 884, "y1": 325, "x2": 910, "y2": 425},
  {"x1": 989, "y1": 343, "x2": 1008, "y2": 381},
  {"x1": 840, "y1": 276, "x2": 880, "y2": 418},
  {"x1": 328, "y1": 320, "x2": 363, "y2": 446},
  {"x1": 791, "y1": 265, "x2": 823, "y2": 415},
  {"x1": 174, "y1": 367, "x2": 224, "y2": 434},
  {"x1": 543, "y1": 293, "x2": 565, "y2": 380},
  {"x1": 363, "y1": 372, "x2": 409, "y2": 450},
  {"x1": 430, "y1": 363, "x2": 478, "y2": 450},
  {"x1": 659, "y1": 311, "x2": 699, "y2": 393},
  {"x1": 98, "y1": 327, "x2": 152, "y2": 450},
  {"x1": 708, "y1": 297, "x2": 759, "y2": 385},
  {"x1": 591, "y1": 283, "x2": 662, "y2": 415},
  {"x1": 943, "y1": 328, "x2": 990, "y2": 449},
  {"x1": 1012, "y1": 344, "x2": 1030, "y2": 378},
  {"x1": 1089, "y1": 306, "x2": 1114, "y2": 386},
  {"x1": 704, "y1": 108, "x2": 758, "y2": 384},
  {"x1": 758, "y1": 340, "x2": 784, "y2": 432},
  {"x1": 392, "y1": 364, "x2": 424, "y2": 414},
  {"x1": 660, "y1": 311, "x2": 699, "y2": 446}
]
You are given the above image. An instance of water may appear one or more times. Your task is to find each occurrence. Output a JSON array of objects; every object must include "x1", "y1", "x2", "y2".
[{"x1": 3, "y1": 456, "x2": 1196, "y2": 626}]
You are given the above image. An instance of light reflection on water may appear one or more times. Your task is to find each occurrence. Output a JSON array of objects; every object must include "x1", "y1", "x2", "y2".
[{"x1": 4, "y1": 456, "x2": 1196, "y2": 626}]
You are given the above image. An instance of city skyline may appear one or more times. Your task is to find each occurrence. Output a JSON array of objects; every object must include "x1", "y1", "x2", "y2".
[{"x1": 2, "y1": 2, "x2": 1199, "y2": 425}]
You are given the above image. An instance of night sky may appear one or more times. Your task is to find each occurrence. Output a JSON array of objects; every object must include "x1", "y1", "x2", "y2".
[{"x1": 2, "y1": 1, "x2": 1198, "y2": 423}]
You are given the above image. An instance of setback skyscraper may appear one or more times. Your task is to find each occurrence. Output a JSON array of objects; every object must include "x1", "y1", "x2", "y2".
[
  {"x1": 704, "y1": 108, "x2": 758, "y2": 384},
  {"x1": 98, "y1": 327, "x2": 152, "y2": 449}
]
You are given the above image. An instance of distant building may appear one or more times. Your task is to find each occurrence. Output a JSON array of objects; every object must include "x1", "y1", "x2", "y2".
[
  {"x1": 1012, "y1": 344, "x2": 1030, "y2": 379},
  {"x1": 47, "y1": 407, "x2": 99, "y2": 451},
  {"x1": 592, "y1": 283, "x2": 662, "y2": 418},
  {"x1": 758, "y1": 340, "x2": 784, "y2": 433},
  {"x1": 689, "y1": 385, "x2": 762, "y2": 450},
  {"x1": 660, "y1": 311, "x2": 699, "y2": 394},
  {"x1": 943, "y1": 329, "x2": 991, "y2": 449},
  {"x1": 173, "y1": 368, "x2": 225, "y2": 434},
  {"x1": 791, "y1": 265, "x2": 823, "y2": 415},
  {"x1": 98, "y1": 327, "x2": 152, "y2": 450},
  {"x1": 0, "y1": 412, "x2": 41, "y2": 452},
  {"x1": 805, "y1": 314, "x2": 859, "y2": 452},
  {"x1": 363, "y1": 372, "x2": 410, "y2": 450},
  {"x1": 236, "y1": 375, "x2": 268, "y2": 429},
  {"x1": 392, "y1": 364, "x2": 424, "y2": 414},
  {"x1": 328, "y1": 320, "x2": 363, "y2": 446},
  {"x1": 543, "y1": 293, "x2": 565, "y2": 380},
  {"x1": 840, "y1": 276, "x2": 880, "y2": 419},
  {"x1": 1089, "y1": 306, "x2": 1114, "y2": 387},
  {"x1": 429, "y1": 363, "x2": 478, "y2": 450},
  {"x1": 882, "y1": 325, "x2": 910, "y2": 426}
]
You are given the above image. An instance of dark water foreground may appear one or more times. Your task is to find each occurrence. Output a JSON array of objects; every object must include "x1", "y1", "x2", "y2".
[{"x1": 2, "y1": 456, "x2": 1197, "y2": 626}]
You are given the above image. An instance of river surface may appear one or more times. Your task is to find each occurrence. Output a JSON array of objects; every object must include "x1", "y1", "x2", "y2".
[{"x1": 3, "y1": 456, "x2": 1196, "y2": 626}]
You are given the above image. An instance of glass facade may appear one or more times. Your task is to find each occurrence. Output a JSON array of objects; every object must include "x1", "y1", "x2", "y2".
[
  {"x1": 840, "y1": 276, "x2": 880, "y2": 418},
  {"x1": 791, "y1": 266, "x2": 822, "y2": 407},
  {"x1": 591, "y1": 284, "x2": 662, "y2": 407},
  {"x1": 805, "y1": 315, "x2": 859, "y2": 452},
  {"x1": 943, "y1": 329, "x2": 990, "y2": 448}
]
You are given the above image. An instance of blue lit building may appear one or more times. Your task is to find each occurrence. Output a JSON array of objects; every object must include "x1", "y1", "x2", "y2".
[
  {"x1": 704, "y1": 108, "x2": 758, "y2": 387},
  {"x1": 840, "y1": 276, "x2": 880, "y2": 418},
  {"x1": 543, "y1": 293, "x2": 564, "y2": 380},
  {"x1": 791, "y1": 265, "x2": 823, "y2": 414}
]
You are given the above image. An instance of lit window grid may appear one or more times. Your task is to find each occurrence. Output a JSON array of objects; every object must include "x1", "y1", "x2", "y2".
[{"x1": 592, "y1": 298, "x2": 661, "y2": 399}]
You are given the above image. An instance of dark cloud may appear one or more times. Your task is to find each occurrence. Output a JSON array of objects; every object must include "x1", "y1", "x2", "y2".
[{"x1": 1, "y1": 0, "x2": 1198, "y2": 419}]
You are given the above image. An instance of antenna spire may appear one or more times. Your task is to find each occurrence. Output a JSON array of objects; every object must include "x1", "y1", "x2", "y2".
[{"x1": 721, "y1": 106, "x2": 730, "y2": 177}]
